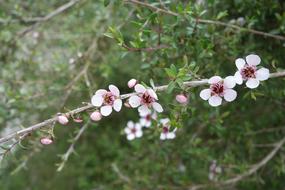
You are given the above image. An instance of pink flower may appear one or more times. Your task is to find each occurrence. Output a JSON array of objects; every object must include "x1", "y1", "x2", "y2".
[
  {"x1": 159, "y1": 118, "x2": 176, "y2": 140},
  {"x1": 200, "y1": 76, "x2": 237, "y2": 107},
  {"x1": 234, "y1": 54, "x2": 270, "y2": 89},
  {"x1": 124, "y1": 121, "x2": 143, "y2": 140},
  {"x1": 139, "y1": 109, "x2": 157, "y2": 127},
  {"x1": 128, "y1": 84, "x2": 163, "y2": 115},
  {"x1": 127, "y1": 79, "x2": 137, "y2": 88},
  {"x1": 90, "y1": 111, "x2": 102, "y2": 121},
  {"x1": 91, "y1": 85, "x2": 122, "y2": 116},
  {"x1": 58, "y1": 115, "x2": 69, "y2": 125},
  {"x1": 40, "y1": 137, "x2": 53, "y2": 145},
  {"x1": 176, "y1": 94, "x2": 188, "y2": 104}
]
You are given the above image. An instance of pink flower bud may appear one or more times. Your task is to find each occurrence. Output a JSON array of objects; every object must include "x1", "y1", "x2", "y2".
[
  {"x1": 124, "y1": 102, "x2": 131, "y2": 108},
  {"x1": 127, "y1": 79, "x2": 137, "y2": 88},
  {"x1": 40, "y1": 137, "x2": 53, "y2": 145},
  {"x1": 58, "y1": 115, "x2": 69, "y2": 125},
  {"x1": 73, "y1": 118, "x2": 83, "y2": 123},
  {"x1": 90, "y1": 111, "x2": 102, "y2": 121},
  {"x1": 176, "y1": 94, "x2": 188, "y2": 104}
]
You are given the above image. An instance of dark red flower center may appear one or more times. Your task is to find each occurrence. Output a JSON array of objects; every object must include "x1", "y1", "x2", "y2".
[
  {"x1": 145, "y1": 114, "x2": 151, "y2": 121},
  {"x1": 104, "y1": 92, "x2": 115, "y2": 105},
  {"x1": 241, "y1": 65, "x2": 256, "y2": 79},
  {"x1": 162, "y1": 126, "x2": 169, "y2": 134},
  {"x1": 210, "y1": 83, "x2": 224, "y2": 96},
  {"x1": 131, "y1": 128, "x2": 137, "y2": 134},
  {"x1": 141, "y1": 92, "x2": 154, "y2": 105}
]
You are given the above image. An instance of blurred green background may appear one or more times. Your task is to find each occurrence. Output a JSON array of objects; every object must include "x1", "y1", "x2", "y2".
[{"x1": 0, "y1": 0, "x2": 285, "y2": 189}]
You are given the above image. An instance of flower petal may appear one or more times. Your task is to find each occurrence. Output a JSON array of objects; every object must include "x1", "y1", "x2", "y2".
[
  {"x1": 235, "y1": 58, "x2": 246, "y2": 70},
  {"x1": 95, "y1": 89, "x2": 107, "y2": 95},
  {"x1": 208, "y1": 96, "x2": 222, "y2": 107},
  {"x1": 100, "y1": 105, "x2": 113, "y2": 116},
  {"x1": 152, "y1": 102, "x2": 163, "y2": 113},
  {"x1": 208, "y1": 76, "x2": 222, "y2": 84},
  {"x1": 224, "y1": 76, "x2": 236, "y2": 89},
  {"x1": 135, "y1": 130, "x2": 143, "y2": 138},
  {"x1": 109, "y1": 84, "x2": 120, "y2": 96},
  {"x1": 113, "y1": 99, "x2": 122, "y2": 112},
  {"x1": 246, "y1": 54, "x2": 261, "y2": 66},
  {"x1": 147, "y1": 89, "x2": 158, "y2": 100},
  {"x1": 166, "y1": 132, "x2": 176, "y2": 139},
  {"x1": 160, "y1": 118, "x2": 170, "y2": 125},
  {"x1": 91, "y1": 95, "x2": 103, "y2": 107},
  {"x1": 139, "y1": 109, "x2": 151, "y2": 117},
  {"x1": 134, "y1": 84, "x2": 146, "y2": 93},
  {"x1": 246, "y1": 78, "x2": 260, "y2": 89},
  {"x1": 234, "y1": 71, "x2": 243, "y2": 85},
  {"x1": 127, "y1": 133, "x2": 135, "y2": 141},
  {"x1": 224, "y1": 89, "x2": 237, "y2": 102},
  {"x1": 124, "y1": 127, "x2": 131, "y2": 134},
  {"x1": 200, "y1": 89, "x2": 211, "y2": 100},
  {"x1": 127, "y1": 121, "x2": 134, "y2": 128},
  {"x1": 160, "y1": 133, "x2": 166, "y2": 140},
  {"x1": 129, "y1": 95, "x2": 141, "y2": 108},
  {"x1": 138, "y1": 105, "x2": 150, "y2": 115},
  {"x1": 256, "y1": 68, "x2": 270, "y2": 81}
]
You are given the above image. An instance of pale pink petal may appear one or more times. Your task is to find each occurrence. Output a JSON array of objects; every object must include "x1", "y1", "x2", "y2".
[
  {"x1": 113, "y1": 99, "x2": 122, "y2": 112},
  {"x1": 160, "y1": 133, "x2": 167, "y2": 140},
  {"x1": 256, "y1": 68, "x2": 270, "y2": 81},
  {"x1": 246, "y1": 78, "x2": 260, "y2": 89},
  {"x1": 235, "y1": 58, "x2": 246, "y2": 70},
  {"x1": 200, "y1": 89, "x2": 211, "y2": 100},
  {"x1": 134, "y1": 84, "x2": 146, "y2": 93},
  {"x1": 124, "y1": 127, "x2": 131, "y2": 134},
  {"x1": 145, "y1": 121, "x2": 151, "y2": 127},
  {"x1": 95, "y1": 89, "x2": 107, "y2": 95},
  {"x1": 147, "y1": 89, "x2": 158, "y2": 100},
  {"x1": 91, "y1": 94, "x2": 103, "y2": 107},
  {"x1": 127, "y1": 133, "x2": 135, "y2": 141},
  {"x1": 138, "y1": 105, "x2": 150, "y2": 115},
  {"x1": 166, "y1": 132, "x2": 176, "y2": 139},
  {"x1": 160, "y1": 118, "x2": 170, "y2": 125},
  {"x1": 224, "y1": 76, "x2": 236, "y2": 89},
  {"x1": 129, "y1": 95, "x2": 141, "y2": 108},
  {"x1": 127, "y1": 79, "x2": 137, "y2": 88},
  {"x1": 224, "y1": 89, "x2": 237, "y2": 102},
  {"x1": 127, "y1": 121, "x2": 134, "y2": 128},
  {"x1": 234, "y1": 71, "x2": 243, "y2": 85},
  {"x1": 100, "y1": 105, "x2": 113, "y2": 116},
  {"x1": 135, "y1": 130, "x2": 143, "y2": 138},
  {"x1": 139, "y1": 109, "x2": 151, "y2": 117},
  {"x1": 109, "y1": 84, "x2": 120, "y2": 97},
  {"x1": 208, "y1": 96, "x2": 222, "y2": 107},
  {"x1": 208, "y1": 76, "x2": 222, "y2": 84},
  {"x1": 139, "y1": 118, "x2": 147, "y2": 126},
  {"x1": 152, "y1": 102, "x2": 163, "y2": 113},
  {"x1": 246, "y1": 54, "x2": 261, "y2": 66}
]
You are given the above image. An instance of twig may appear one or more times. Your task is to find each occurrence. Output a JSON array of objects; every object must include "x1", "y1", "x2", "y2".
[
  {"x1": 122, "y1": 43, "x2": 170, "y2": 52},
  {"x1": 0, "y1": 71, "x2": 285, "y2": 144},
  {"x1": 245, "y1": 126, "x2": 285, "y2": 136},
  {"x1": 111, "y1": 163, "x2": 131, "y2": 183},
  {"x1": 124, "y1": 0, "x2": 285, "y2": 41}
]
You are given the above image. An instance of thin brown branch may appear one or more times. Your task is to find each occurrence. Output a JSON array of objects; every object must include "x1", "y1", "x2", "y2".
[
  {"x1": 124, "y1": 0, "x2": 285, "y2": 41},
  {"x1": 0, "y1": 71, "x2": 285, "y2": 144}
]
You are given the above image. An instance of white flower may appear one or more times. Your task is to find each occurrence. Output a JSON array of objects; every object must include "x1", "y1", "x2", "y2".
[
  {"x1": 91, "y1": 85, "x2": 122, "y2": 116},
  {"x1": 200, "y1": 76, "x2": 237, "y2": 107},
  {"x1": 139, "y1": 109, "x2": 157, "y2": 128},
  {"x1": 209, "y1": 160, "x2": 222, "y2": 181},
  {"x1": 124, "y1": 121, "x2": 143, "y2": 141},
  {"x1": 128, "y1": 84, "x2": 163, "y2": 115},
  {"x1": 159, "y1": 118, "x2": 176, "y2": 140},
  {"x1": 234, "y1": 54, "x2": 270, "y2": 89}
]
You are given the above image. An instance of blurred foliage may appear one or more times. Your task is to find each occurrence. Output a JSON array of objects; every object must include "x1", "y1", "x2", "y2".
[{"x1": 0, "y1": 0, "x2": 285, "y2": 189}]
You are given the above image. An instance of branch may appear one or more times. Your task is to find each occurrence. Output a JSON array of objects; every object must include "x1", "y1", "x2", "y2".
[
  {"x1": 122, "y1": 43, "x2": 170, "y2": 52},
  {"x1": 0, "y1": 71, "x2": 285, "y2": 144},
  {"x1": 124, "y1": 0, "x2": 285, "y2": 41}
]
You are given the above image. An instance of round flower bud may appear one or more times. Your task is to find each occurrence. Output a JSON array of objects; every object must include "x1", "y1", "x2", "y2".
[
  {"x1": 73, "y1": 118, "x2": 83, "y2": 123},
  {"x1": 127, "y1": 79, "x2": 137, "y2": 88},
  {"x1": 58, "y1": 115, "x2": 69, "y2": 125},
  {"x1": 176, "y1": 94, "x2": 188, "y2": 104},
  {"x1": 90, "y1": 111, "x2": 102, "y2": 121},
  {"x1": 40, "y1": 137, "x2": 53, "y2": 145}
]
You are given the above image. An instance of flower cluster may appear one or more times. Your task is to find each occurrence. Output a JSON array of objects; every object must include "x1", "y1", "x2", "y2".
[{"x1": 200, "y1": 54, "x2": 269, "y2": 106}]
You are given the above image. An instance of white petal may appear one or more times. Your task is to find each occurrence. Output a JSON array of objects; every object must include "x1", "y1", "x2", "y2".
[
  {"x1": 235, "y1": 58, "x2": 246, "y2": 70},
  {"x1": 139, "y1": 118, "x2": 147, "y2": 126},
  {"x1": 109, "y1": 84, "x2": 120, "y2": 97},
  {"x1": 234, "y1": 71, "x2": 243, "y2": 85},
  {"x1": 246, "y1": 78, "x2": 260, "y2": 89},
  {"x1": 127, "y1": 121, "x2": 134, "y2": 128},
  {"x1": 256, "y1": 68, "x2": 270, "y2": 81},
  {"x1": 139, "y1": 109, "x2": 151, "y2": 117},
  {"x1": 113, "y1": 99, "x2": 122, "y2": 112},
  {"x1": 134, "y1": 84, "x2": 146, "y2": 93},
  {"x1": 129, "y1": 95, "x2": 141, "y2": 108},
  {"x1": 224, "y1": 76, "x2": 236, "y2": 88},
  {"x1": 145, "y1": 121, "x2": 151, "y2": 127},
  {"x1": 224, "y1": 89, "x2": 237, "y2": 102},
  {"x1": 208, "y1": 96, "x2": 222, "y2": 107},
  {"x1": 208, "y1": 76, "x2": 222, "y2": 84},
  {"x1": 100, "y1": 105, "x2": 113, "y2": 116},
  {"x1": 147, "y1": 89, "x2": 158, "y2": 100},
  {"x1": 160, "y1": 118, "x2": 170, "y2": 125},
  {"x1": 160, "y1": 133, "x2": 166, "y2": 140},
  {"x1": 152, "y1": 102, "x2": 163, "y2": 113},
  {"x1": 199, "y1": 89, "x2": 211, "y2": 100},
  {"x1": 135, "y1": 130, "x2": 143, "y2": 138},
  {"x1": 246, "y1": 54, "x2": 261, "y2": 66},
  {"x1": 124, "y1": 127, "x2": 131, "y2": 134},
  {"x1": 95, "y1": 89, "x2": 107, "y2": 95},
  {"x1": 166, "y1": 132, "x2": 176, "y2": 139},
  {"x1": 127, "y1": 134, "x2": 135, "y2": 141},
  {"x1": 138, "y1": 105, "x2": 150, "y2": 115},
  {"x1": 91, "y1": 95, "x2": 103, "y2": 107}
]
